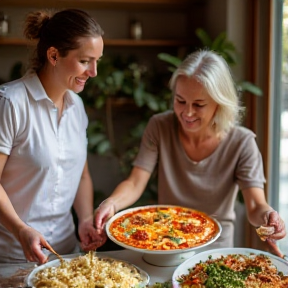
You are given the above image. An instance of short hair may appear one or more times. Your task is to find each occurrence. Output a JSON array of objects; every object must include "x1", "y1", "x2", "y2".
[
  {"x1": 23, "y1": 9, "x2": 104, "y2": 72},
  {"x1": 169, "y1": 50, "x2": 243, "y2": 134}
]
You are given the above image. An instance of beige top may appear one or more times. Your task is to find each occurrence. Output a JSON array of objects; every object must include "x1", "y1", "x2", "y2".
[{"x1": 133, "y1": 111, "x2": 266, "y2": 247}]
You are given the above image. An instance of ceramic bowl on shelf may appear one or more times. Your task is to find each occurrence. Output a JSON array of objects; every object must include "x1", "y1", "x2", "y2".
[
  {"x1": 172, "y1": 247, "x2": 288, "y2": 288},
  {"x1": 105, "y1": 205, "x2": 222, "y2": 266}
]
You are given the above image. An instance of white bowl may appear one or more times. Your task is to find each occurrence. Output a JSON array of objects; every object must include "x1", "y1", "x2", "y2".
[
  {"x1": 106, "y1": 205, "x2": 221, "y2": 266},
  {"x1": 172, "y1": 247, "x2": 288, "y2": 288},
  {"x1": 25, "y1": 254, "x2": 150, "y2": 288}
]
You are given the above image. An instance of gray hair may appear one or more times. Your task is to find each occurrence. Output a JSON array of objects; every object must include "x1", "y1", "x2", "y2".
[{"x1": 169, "y1": 50, "x2": 243, "y2": 134}]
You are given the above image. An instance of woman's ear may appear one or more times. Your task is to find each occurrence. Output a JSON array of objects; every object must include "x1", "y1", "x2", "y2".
[{"x1": 47, "y1": 47, "x2": 59, "y2": 67}]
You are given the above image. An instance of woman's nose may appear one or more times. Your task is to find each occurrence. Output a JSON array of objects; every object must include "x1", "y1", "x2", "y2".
[
  {"x1": 87, "y1": 62, "x2": 97, "y2": 77},
  {"x1": 185, "y1": 105, "x2": 194, "y2": 116}
]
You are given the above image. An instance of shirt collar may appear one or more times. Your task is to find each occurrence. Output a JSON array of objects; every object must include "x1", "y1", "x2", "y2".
[
  {"x1": 22, "y1": 72, "x2": 49, "y2": 101},
  {"x1": 22, "y1": 72, "x2": 75, "y2": 109}
]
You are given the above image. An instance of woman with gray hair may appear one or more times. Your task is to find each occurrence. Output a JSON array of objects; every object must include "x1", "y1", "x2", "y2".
[{"x1": 95, "y1": 50, "x2": 286, "y2": 254}]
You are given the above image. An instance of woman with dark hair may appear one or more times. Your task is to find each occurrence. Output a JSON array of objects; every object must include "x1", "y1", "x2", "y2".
[
  {"x1": 0, "y1": 9, "x2": 104, "y2": 264},
  {"x1": 95, "y1": 50, "x2": 286, "y2": 255}
]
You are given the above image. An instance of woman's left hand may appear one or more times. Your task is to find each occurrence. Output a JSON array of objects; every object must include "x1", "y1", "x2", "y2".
[{"x1": 78, "y1": 217, "x2": 107, "y2": 252}]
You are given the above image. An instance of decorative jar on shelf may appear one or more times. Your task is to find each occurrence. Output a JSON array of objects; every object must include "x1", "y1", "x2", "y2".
[{"x1": 0, "y1": 12, "x2": 9, "y2": 36}]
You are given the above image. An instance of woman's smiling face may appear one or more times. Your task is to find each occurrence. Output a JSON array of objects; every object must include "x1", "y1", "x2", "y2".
[
  {"x1": 55, "y1": 36, "x2": 104, "y2": 94},
  {"x1": 173, "y1": 75, "x2": 218, "y2": 133}
]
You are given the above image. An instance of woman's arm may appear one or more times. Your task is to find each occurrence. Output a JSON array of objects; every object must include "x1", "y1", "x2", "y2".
[
  {"x1": 0, "y1": 153, "x2": 49, "y2": 263},
  {"x1": 242, "y1": 186, "x2": 286, "y2": 240},
  {"x1": 94, "y1": 166, "x2": 151, "y2": 230}
]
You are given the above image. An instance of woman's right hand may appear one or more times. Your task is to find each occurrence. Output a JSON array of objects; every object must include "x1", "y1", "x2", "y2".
[
  {"x1": 18, "y1": 225, "x2": 50, "y2": 264},
  {"x1": 94, "y1": 199, "x2": 116, "y2": 234}
]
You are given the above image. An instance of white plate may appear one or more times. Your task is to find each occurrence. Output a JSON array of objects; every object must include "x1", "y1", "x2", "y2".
[
  {"x1": 172, "y1": 247, "x2": 288, "y2": 288},
  {"x1": 106, "y1": 204, "x2": 222, "y2": 255},
  {"x1": 25, "y1": 254, "x2": 150, "y2": 287}
]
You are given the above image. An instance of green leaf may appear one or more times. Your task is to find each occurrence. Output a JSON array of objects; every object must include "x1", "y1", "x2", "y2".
[
  {"x1": 157, "y1": 53, "x2": 182, "y2": 67},
  {"x1": 112, "y1": 70, "x2": 125, "y2": 88},
  {"x1": 97, "y1": 140, "x2": 111, "y2": 154},
  {"x1": 88, "y1": 134, "x2": 106, "y2": 146},
  {"x1": 145, "y1": 93, "x2": 160, "y2": 111},
  {"x1": 238, "y1": 81, "x2": 263, "y2": 96},
  {"x1": 211, "y1": 32, "x2": 227, "y2": 51},
  {"x1": 133, "y1": 84, "x2": 146, "y2": 107},
  {"x1": 195, "y1": 28, "x2": 212, "y2": 47}
]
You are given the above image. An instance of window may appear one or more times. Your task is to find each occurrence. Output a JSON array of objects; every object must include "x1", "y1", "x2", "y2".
[{"x1": 275, "y1": 0, "x2": 288, "y2": 255}]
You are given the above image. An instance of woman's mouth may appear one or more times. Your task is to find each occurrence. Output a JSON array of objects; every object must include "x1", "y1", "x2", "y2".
[{"x1": 75, "y1": 77, "x2": 87, "y2": 86}]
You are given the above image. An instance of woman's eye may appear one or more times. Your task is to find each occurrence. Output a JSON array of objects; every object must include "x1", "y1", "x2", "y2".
[
  {"x1": 177, "y1": 99, "x2": 185, "y2": 104},
  {"x1": 194, "y1": 104, "x2": 205, "y2": 108},
  {"x1": 80, "y1": 60, "x2": 89, "y2": 64}
]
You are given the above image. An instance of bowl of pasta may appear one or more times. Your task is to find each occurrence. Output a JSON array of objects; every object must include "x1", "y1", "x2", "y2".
[
  {"x1": 172, "y1": 247, "x2": 288, "y2": 288},
  {"x1": 25, "y1": 252, "x2": 149, "y2": 288},
  {"x1": 106, "y1": 205, "x2": 221, "y2": 266}
]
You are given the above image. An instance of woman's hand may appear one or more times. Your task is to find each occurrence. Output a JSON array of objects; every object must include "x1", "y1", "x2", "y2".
[
  {"x1": 18, "y1": 225, "x2": 49, "y2": 264},
  {"x1": 94, "y1": 199, "x2": 116, "y2": 234},
  {"x1": 263, "y1": 210, "x2": 286, "y2": 240},
  {"x1": 256, "y1": 210, "x2": 286, "y2": 258},
  {"x1": 78, "y1": 216, "x2": 107, "y2": 252}
]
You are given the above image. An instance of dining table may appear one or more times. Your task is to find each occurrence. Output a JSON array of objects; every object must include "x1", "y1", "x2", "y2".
[{"x1": 0, "y1": 249, "x2": 178, "y2": 288}]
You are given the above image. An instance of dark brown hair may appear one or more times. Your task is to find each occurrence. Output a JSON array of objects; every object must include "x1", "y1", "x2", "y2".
[{"x1": 23, "y1": 9, "x2": 104, "y2": 72}]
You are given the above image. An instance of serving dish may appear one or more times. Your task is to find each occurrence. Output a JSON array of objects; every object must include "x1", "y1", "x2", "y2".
[
  {"x1": 106, "y1": 205, "x2": 221, "y2": 266},
  {"x1": 25, "y1": 254, "x2": 150, "y2": 288},
  {"x1": 172, "y1": 247, "x2": 288, "y2": 288}
]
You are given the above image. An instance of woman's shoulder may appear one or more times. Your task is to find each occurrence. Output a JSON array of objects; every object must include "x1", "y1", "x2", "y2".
[
  {"x1": 150, "y1": 110, "x2": 175, "y2": 124},
  {"x1": 226, "y1": 126, "x2": 257, "y2": 144},
  {"x1": 0, "y1": 77, "x2": 27, "y2": 101}
]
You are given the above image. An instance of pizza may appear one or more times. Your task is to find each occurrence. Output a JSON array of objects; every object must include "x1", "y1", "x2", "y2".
[
  {"x1": 175, "y1": 253, "x2": 288, "y2": 288},
  {"x1": 107, "y1": 205, "x2": 220, "y2": 251}
]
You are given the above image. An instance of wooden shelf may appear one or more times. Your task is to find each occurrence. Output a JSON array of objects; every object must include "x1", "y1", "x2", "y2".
[
  {"x1": 105, "y1": 39, "x2": 193, "y2": 47},
  {"x1": 0, "y1": 37, "x2": 193, "y2": 47},
  {"x1": 0, "y1": 0, "x2": 200, "y2": 10}
]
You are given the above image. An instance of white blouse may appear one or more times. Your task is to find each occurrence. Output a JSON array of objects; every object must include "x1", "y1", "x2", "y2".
[{"x1": 0, "y1": 73, "x2": 88, "y2": 262}]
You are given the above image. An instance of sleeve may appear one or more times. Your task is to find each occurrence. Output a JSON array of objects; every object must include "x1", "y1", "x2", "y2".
[
  {"x1": 235, "y1": 134, "x2": 266, "y2": 190},
  {"x1": 0, "y1": 94, "x2": 17, "y2": 155},
  {"x1": 132, "y1": 115, "x2": 159, "y2": 173}
]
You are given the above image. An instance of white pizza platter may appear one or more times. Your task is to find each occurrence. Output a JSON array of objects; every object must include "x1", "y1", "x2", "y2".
[
  {"x1": 172, "y1": 247, "x2": 288, "y2": 288},
  {"x1": 25, "y1": 254, "x2": 150, "y2": 288},
  {"x1": 106, "y1": 205, "x2": 222, "y2": 266}
]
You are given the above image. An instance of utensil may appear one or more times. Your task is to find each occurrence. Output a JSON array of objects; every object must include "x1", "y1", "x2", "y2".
[
  {"x1": 266, "y1": 238, "x2": 288, "y2": 262},
  {"x1": 43, "y1": 243, "x2": 64, "y2": 262}
]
